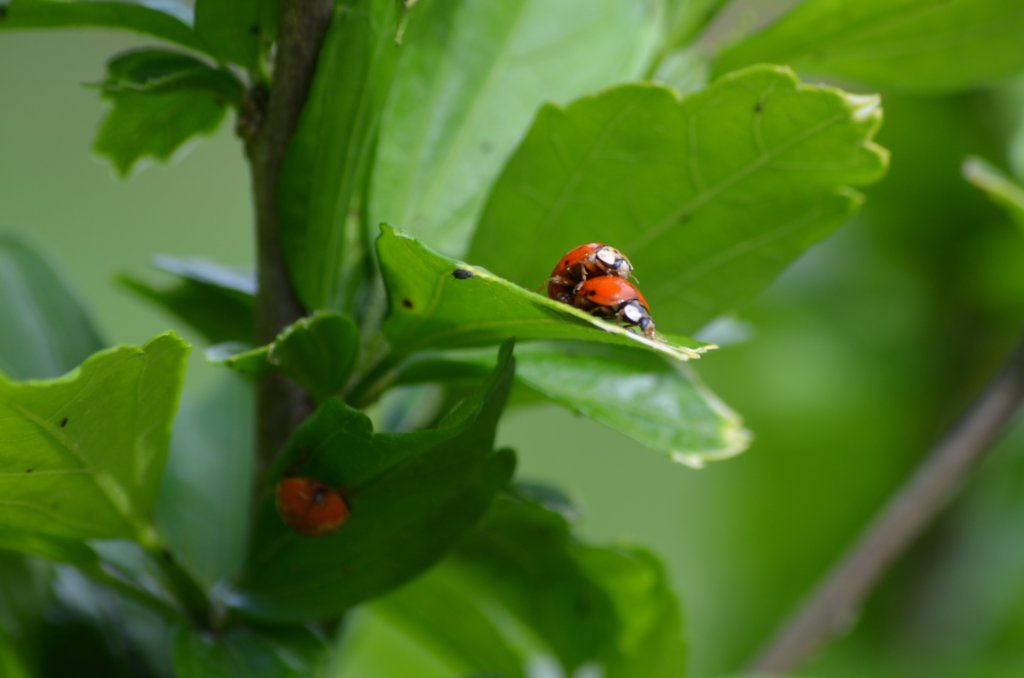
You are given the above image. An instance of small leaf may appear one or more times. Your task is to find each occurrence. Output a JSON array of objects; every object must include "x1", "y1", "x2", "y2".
[
  {"x1": 0, "y1": 0, "x2": 206, "y2": 53},
  {"x1": 100, "y1": 48, "x2": 244, "y2": 101},
  {"x1": 377, "y1": 226, "x2": 713, "y2": 365},
  {"x1": 0, "y1": 236, "x2": 104, "y2": 380},
  {"x1": 0, "y1": 526, "x2": 100, "y2": 569},
  {"x1": 280, "y1": 0, "x2": 403, "y2": 310},
  {"x1": 194, "y1": 0, "x2": 278, "y2": 70},
  {"x1": 396, "y1": 342, "x2": 750, "y2": 466},
  {"x1": 94, "y1": 89, "x2": 228, "y2": 176},
  {"x1": 369, "y1": 0, "x2": 660, "y2": 256},
  {"x1": 236, "y1": 343, "x2": 517, "y2": 622},
  {"x1": 93, "y1": 50, "x2": 239, "y2": 176},
  {"x1": 468, "y1": 66, "x2": 888, "y2": 334},
  {"x1": 0, "y1": 333, "x2": 189, "y2": 542},
  {"x1": 711, "y1": 0, "x2": 1024, "y2": 93},
  {"x1": 212, "y1": 312, "x2": 360, "y2": 402},
  {"x1": 963, "y1": 156, "x2": 1024, "y2": 232},
  {"x1": 174, "y1": 624, "x2": 327, "y2": 677},
  {"x1": 154, "y1": 369, "x2": 255, "y2": 588},
  {"x1": 119, "y1": 256, "x2": 255, "y2": 344}
]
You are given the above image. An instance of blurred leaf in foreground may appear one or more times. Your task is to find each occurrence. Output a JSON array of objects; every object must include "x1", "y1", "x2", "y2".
[{"x1": 0, "y1": 334, "x2": 189, "y2": 543}]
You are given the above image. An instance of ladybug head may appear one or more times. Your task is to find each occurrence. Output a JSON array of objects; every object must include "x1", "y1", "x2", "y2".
[{"x1": 595, "y1": 246, "x2": 633, "y2": 277}]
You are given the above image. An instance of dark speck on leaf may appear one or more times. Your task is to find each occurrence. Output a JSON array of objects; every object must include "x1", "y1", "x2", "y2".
[
  {"x1": 25, "y1": 469, "x2": 33, "y2": 474},
  {"x1": 401, "y1": 298, "x2": 414, "y2": 309},
  {"x1": 60, "y1": 417, "x2": 68, "y2": 428},
  {"x1": 0, "y1": 6, "x2": 7, "y2": 19},
  {"x1": 754, "y1": 102, "x2": 764, "y2": 114},
  {"x1": 574, "y1": 595, "x2": 594, "y2": 617},
  {"x1": 452, "y1": 268, "x2": 473, "y2": 280},
  {"x1": 678, "y1": 213, "x2": 691, "y2": 224},
  {"x1": 162, "y1": 549, "x2": 175, "y2": 563},
  {"x1": 249, "y1": 24, "x2": 259, "y2": 35},
  {"x1": 480, "y1": 140, "x2": 493, "y2": 153}
]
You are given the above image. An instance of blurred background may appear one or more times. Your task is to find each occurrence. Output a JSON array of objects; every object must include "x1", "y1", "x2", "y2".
[{"x1": 3, "y1": 18, "x2": 1024, "y2": 678}]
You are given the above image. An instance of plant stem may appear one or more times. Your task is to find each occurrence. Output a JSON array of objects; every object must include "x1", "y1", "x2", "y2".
[
  {"x1": 748, "y1": 342, "x2": 1024, "y2": 674},
  {"x1": 245, "y1": 0, "x2": 334, "y2": 469}
]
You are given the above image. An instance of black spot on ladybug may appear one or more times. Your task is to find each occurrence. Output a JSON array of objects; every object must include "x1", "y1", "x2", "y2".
[
  {"x1": 401, "y1": 298, "x2": 414, "y2": 309},
  {"x1": 452, "y1": 268, "x2": 473, "y2": 280},
  {"x1": 25, "y1": 468, "x2": 32, "y2": 474},
  {"x1": 754, "y1": 102, "x2": 764, "y2": 114},
  {"x1": 59, "y1": 417, "x2": 68, "y2": 428}
]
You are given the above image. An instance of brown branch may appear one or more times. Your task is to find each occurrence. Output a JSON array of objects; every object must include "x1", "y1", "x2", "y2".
[
  {"x1": 749, "y1": 342, "x2": 1024, "y2": 674},
  {"x1": 244, "y1": 0, "x2": 334, "y2": 468}
]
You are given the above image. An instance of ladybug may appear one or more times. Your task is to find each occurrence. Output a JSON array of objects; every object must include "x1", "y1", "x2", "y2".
[
  {"x1": 547, "y1": 243, "x2": 633, "y2": 304},
  {"x1": 573, "y1": 276, "x2": 656, "y2": 338},
  {"x1": 276, "y1": 476, "x2": 350, "y2": 536}
]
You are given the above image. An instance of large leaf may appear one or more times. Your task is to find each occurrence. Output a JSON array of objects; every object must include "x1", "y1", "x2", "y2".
[
  {"x1": 0, "y1": 236, "x2": 104, "y2": 380},
  {"x1": 468, "y1": 66, "x2": 888, "y2": 334},
  {"x1": 236, "y1": 343, "x2": 517, "y2": 621},
  {"x1": 396, "y1": 342, "x2": 749, "y2": 466},
  {"x1": 376, "y1": 492, "x2": 687, "y2": 678},
  {"x1": 375, "y1": 226, "x2": 713, "y2": 371},
  {"x1": 0, "y1": 333, "x2": 189, "y2": 542},
  {"x1": 280, "y1": 0, "x2": 403, "y2": 310},
  {"x1": 154, "y1": 369, "x2": 254, "y2": 588},
  {"x1": 174, "y1": 625, "x2": 327, "y2": 677},
  {"x1": 711, "y1": 0, "x2": 1024, "y2": 93},
  {"x1": 193, "y1": 0, "x2": 277, "y2": 71},
  {"x1": 963, "y1": 156, "x2": 1024, "y2": 232},
  {"x1": 369, "y1": 0, "x2": 659, "y2": 257},
  {"x1": 0, "y1": 0, "x2": 206, "y2": 53},
  {"x1": 119, "y1": 256, "x2": 255, "y2": 344}
]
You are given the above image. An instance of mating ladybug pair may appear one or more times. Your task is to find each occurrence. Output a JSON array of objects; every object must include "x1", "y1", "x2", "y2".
[{"x1": 547, "y1": 243, "x2": 655, "y2": 338}]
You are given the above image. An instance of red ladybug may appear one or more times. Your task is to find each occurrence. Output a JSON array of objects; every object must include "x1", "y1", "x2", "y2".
[
  {"x1": 547, "y1": 243, "x2": 633, "y2": 304},
  {"x1": 276, "y1": 476, "x2": 350, "y2": 536},
  {"x1": 573, "y1": 276, "x2": 656, "y2": 338}
]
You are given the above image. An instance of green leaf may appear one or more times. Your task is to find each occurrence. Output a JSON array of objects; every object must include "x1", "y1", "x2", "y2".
[
  {"x1": 369, "y1": 0, "x2": 660, "y2": 256},
  {"x1": 963, "y1": 156, "x2": 1024, "y2": 232},
  {"x1": 100, "y1": 48, "x2": 244, "y2": 101},
  {"x1": 711, "y1": 0, "x2": 1024, "y2": 93},
  {"x1": 174, "y1": 625, "x2": 327, "y2": 677},
  {"x1": 379, "y1": 493, "x2": 687, "y2": 678},
  {"x1": 93, "y1": 48, "x2": 238, "y2": 176},
  {"x1": 0, "y1": 526, "x2": 100, "y2": 569},
  {"x1": 371, "y1": 566, "x2": 529, "y2": 678},
  {"x1": 397, "y1": 342, "x2": 750, "y2": 466},
  {"x1": 119, "y1": 256, "x2": 255, "y2": 344},
  {"x1": 280, "y1": 0, "x2": 403, "y2": 310},
  {"x1": 213, "y1": 312, "x2": 359, "y2": 402},
  {"x1": 0, "y1": 333, "x2": 189, "y2": 542},
  {"x1": 236, "y1": 343, "x2": 517, "y2": 622},
  {"x1": 0, "y1": 236, "x2": 104, "y2": 380},
  {"x1": 376, "y1": 226, "x2": 714, "y2": 367},
  {"x1": 468, "y1": 66, "x2": 888, "y2": 334},
  {"x1": 662, "y1": 0, "x2": 729, "y2": 49},
  {"x1": 0, "y1": 0, "x2": 207, "y2": 53},
  {"x1": 154, "y1": 369, "x2": 254, "y2": 588},
  {"x1": 194, "y1": 0, "x2": 277, "y2": 71}
]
